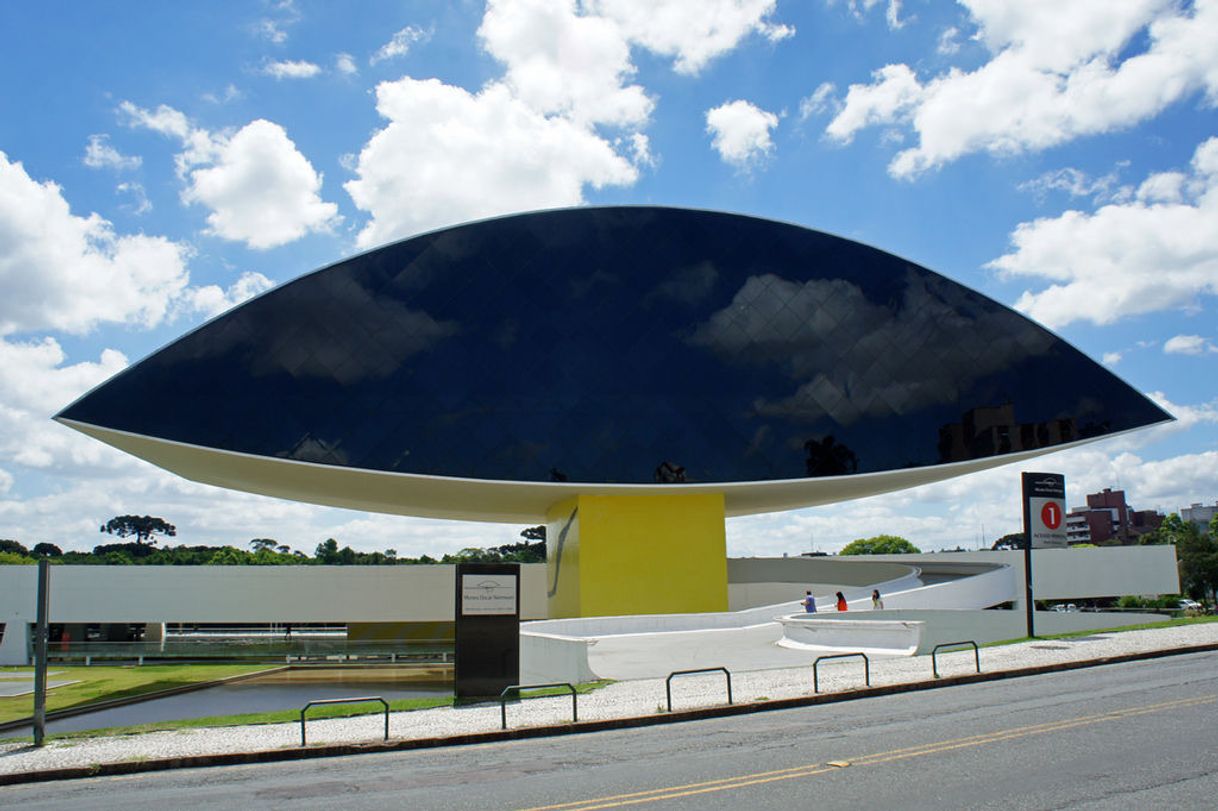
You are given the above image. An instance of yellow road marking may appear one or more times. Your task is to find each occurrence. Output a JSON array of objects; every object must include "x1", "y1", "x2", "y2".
[{"x1": 522, "y1": 694, "x2": 1215, "y2": 811}]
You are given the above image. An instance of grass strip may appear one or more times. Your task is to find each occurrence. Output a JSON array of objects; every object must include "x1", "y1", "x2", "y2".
[
  {"x1": 981, "y1": 614, "x2": 1218, "y2": 649},
  {"x1": 0, "y1": 664, "x2": 276, "y2": 725},
  {"x1": 0, "y1": 680, "x2": 614, "y2": 743}
]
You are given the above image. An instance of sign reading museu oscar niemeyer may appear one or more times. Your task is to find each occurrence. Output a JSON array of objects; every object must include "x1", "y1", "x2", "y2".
[{"x1": 454, "y1": 563, "x2": 520, "y2": 700}]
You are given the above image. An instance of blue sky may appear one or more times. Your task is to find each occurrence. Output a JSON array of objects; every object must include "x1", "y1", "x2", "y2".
[{"x1": 1, "y1": 0, "x2": 1215, "y2": 556}]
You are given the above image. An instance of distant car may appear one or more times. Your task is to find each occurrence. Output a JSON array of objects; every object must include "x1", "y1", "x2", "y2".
[
  {"x1": 1178, "y1": 599, "x2": 1202, "y2": 611},
  {"x1": 1051, "y1": 603, "x2": 1079, "y2": 612}
]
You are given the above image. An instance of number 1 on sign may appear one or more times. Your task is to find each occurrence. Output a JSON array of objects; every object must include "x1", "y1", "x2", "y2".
[{"x1": 1041, "y1": 501, "x2": 1062, "y2": 530}]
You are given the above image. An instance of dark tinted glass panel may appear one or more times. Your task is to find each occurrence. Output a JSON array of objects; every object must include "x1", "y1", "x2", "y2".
[{"x1": 59, "y1": 207, "x2": 1171, "y2": 484}]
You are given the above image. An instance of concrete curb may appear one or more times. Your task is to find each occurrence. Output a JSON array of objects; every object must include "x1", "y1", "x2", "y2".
[{"x1": 2, "y1": 641, "x2": 1216, "y2": 787}]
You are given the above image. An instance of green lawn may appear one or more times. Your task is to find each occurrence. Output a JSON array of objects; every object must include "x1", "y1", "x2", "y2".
[
  {"x1": 0, "y1": 670, "x2": 612, "y2": 742},
  {"x1": 0, "y1": 663, "x2": 275, "y2": 725},
  {"x1": 983, "y1": 614, "x2": 1218, "y2": 648}
]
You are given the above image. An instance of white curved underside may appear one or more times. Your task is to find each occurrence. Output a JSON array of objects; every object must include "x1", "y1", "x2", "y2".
[{"x1": 58, "y1": 418, "x2": 1118, "y2": 522}]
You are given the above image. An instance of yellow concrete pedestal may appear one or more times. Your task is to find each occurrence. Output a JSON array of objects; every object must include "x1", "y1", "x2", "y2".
[{"x1": 544, "y1": 493, "x2": 728, "y2": 618}]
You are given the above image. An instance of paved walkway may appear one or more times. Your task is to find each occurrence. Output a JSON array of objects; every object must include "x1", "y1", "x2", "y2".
[{"x1": 2, "y1": 622, "x2": 1216, "y2": 780}]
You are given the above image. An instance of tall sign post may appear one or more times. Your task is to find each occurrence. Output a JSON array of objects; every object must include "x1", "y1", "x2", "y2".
[
  {"x1": 32, "y1": 557, "x2": 50, "y2": 746},
  {"x1": 1021, "y1": 471, "x2": 1067, "y2": 639},
  {"x1": 454, "y1": 562, "x2": 520, "y2": 701}
]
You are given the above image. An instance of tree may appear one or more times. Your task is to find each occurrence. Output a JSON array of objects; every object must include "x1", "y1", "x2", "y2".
[
  {"x1": 840, "y1": 535, "x2": 921, "y2": 555},
  {"x1": 521, "y1": 525, "x2": 546, "y2": 541},
  {"x1": 100, "y1": 515, "x2": 176, "y2": 546},
  {"x1": 0, "y1": 539, "x2": 30, "y2": 556},
  {"x1": 991, "y1": 532, "x2": 1024, "y2": 551},
  {"x1": 0, "y1": 551, "x2": 34, "y2": 565},
  {"x1": 248, "y1": 538, "x2": 278, "y2": 552},
  {"x1": 32, "y1": 542, "x2": 63, "y2": 557}
]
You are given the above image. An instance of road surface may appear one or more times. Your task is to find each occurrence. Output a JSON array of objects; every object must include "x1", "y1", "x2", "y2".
[{"x1": 3, "y1": 651, "x2": 1216, "y2": 809}]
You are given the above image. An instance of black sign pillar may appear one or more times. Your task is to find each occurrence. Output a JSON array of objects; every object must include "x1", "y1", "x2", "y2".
[
  {"x1": 1021, "y1": 472, "x2": 1066, "y2": 639},
  {"x1": 32, "y1": 557, "x2": 50, "y2": 747},
  {"x1": 454, "y1": 562, "x2": 520, "y2": 701}
]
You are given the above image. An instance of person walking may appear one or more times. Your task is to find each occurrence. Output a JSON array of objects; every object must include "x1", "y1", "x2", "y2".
[
  {"x1": 802, "y1": 590, "x2": 817, "y2": 613},
  {"x1": 871, "y1": 589, "x2": 884, "y2": 609},
  {"x1": 835, "y1": 591, "x2": 848, "y2": 612}
]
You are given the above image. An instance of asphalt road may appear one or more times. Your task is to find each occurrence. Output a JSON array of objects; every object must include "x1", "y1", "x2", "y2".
[{"x1": 5, "y1": 651, "x2": 1218, "y2": 810}]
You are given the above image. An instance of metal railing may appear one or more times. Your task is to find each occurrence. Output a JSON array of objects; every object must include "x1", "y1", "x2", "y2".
[
  {"x1": 665, "y1": 667, "x2": 733, "y2": 713},
  {"x1": 499, "y1": 683, "x2": 578, "y2": 730},
  {"x1": 931, "y1": 640, "x2": 980, "y2": 679},
  {"x1": 40, "y1": 639, "x2": 454, "y2": 665},
  {"x1": 812, "y1": 652, "x2": 870, "y2": 694},
  {"x1": 299, "y1": 696, "x2": 389, "y2": 746}
]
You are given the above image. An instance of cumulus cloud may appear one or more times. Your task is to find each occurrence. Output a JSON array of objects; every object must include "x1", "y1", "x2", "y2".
[
  {"x1": 991, "y1": 136, "x2": 1218, "y2": 328},
  {"x1": 344, "y1": 77, "x2": 638, "y2": 248},
  {"x1": 344, "y1": 0, "x2": 791, "y2": 246},
  {"x1": 83, "y1": 134, "x2": 141, "y2": 171},
  {"x1": 705, "y1": 99, "x2": 779, "y2": 167},
  {"x1": 122, "y1": 103, "x2": 339, "y2": 250},
  {"x1": 183, "y1": 271, "x2": 275, "y2": 318},
  {"x1": 371, "y1": 25, "x2": 432, "y2": 65},
  {"x1": 0, "y1": 151, "x2": 192, "y2": 335},
  {"x1": 479, "y1": 0, "x2": 652, "y2": 127},
  {"x1": 1164, "y1": 334, "x2": 1218, "y2": 355},
  {"x1": 587, "y1": 0, "x2": 793, "y2": 75},
  {"x1": 260, "y1": 59, "x2": 322, "y2": 79},
  {"x1": 0, "y1": 337, "x2": 131, "y2": 474},
  {"x1": 827, "y1": 0, "x2": 1218, "y2": 177},
  {"x1": 181, "y1": 119, "x2": 340, "y2": 249}
]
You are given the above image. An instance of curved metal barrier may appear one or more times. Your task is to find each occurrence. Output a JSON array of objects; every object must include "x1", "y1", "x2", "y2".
[
  {"x1": 299, "y1": 696, "x2": 388, "y2": 746},
  {"x1": 931, "y1": 640, "x2": 980, "y2": 679},
  {"x1": 812, "y1": 652, "x2": 870, "y2": 693},
  {"x1": 666, "y1": 667, "x2": 733, "y2": 712},
  {"x1": 500, "y1": 682, "x2": 578, "y2": 730}
]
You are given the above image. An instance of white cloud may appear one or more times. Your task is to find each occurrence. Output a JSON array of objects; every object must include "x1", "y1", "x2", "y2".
[
  {"x1": 83, "y1": 134, "x2": 141, "y2": 171},
  {"x1": 335, "y1": 52, "x2": 358, "y2": 76},
  {"x1": 706, "y1": 99, "x2": 779, "y2": 167},
  {"x1": 344, "y1": 77, "x2": 638, "y2": 248},
  {"x1": 371, "y1": 25, "x2": 432, "y2": 65},
  {"x1": 991, "y1": 136, "x2": 1218, "y2": 328},
  {"x1": 0, "y1": 151, "x2": 192, "y2": 335},
  {"x1": 825, "y1": 64, "x2": 921, "y2": 143},
  {"x1": 478, "y1": 0, "x2": 653, "y2": 127},
  {"x1": 828, "y1": 0, "x2": 1218, "y2": 177},
  {"x1": 1018, "y1": 166, "x2": 1132, "y2": 205},
  {"x1": 260, "y1": 59, "x2": 322, "y2": 79},
  {"x1": 1102, "y1": 351, "x2": 1122, "y2": 366},
  {"x1": 937, "y1": 26, "x2": 961, "y2": 56},
  {"x1": 798, "y1": 82, "x2": 837, "y2": 121},
  {"x1": 588, "y1": 0, "x2": 793, "y2": 75},
  {"x1": 116, "y1": 181, "x2": 152, "y2": 214},
  {"x1": 1164, "y1": 334, "x2": 1218, "y2": 355},
  {"x1": 182, "y1": 119, "x2": 340, "y2": 249},
  {"x1": 0, "y1": 337, "x2": 132, "y2": 475},
  {"x1": 183, "y1": 271, "x2": 275, "y2": 318},
  {"x1": 122, "y1": 103, "x2": 339, "y2": 250}
]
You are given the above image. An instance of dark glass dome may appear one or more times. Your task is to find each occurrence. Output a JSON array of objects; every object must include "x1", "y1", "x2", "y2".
[{"x1": 58, "y1": 206, "x2": 1170, "y2": 486}]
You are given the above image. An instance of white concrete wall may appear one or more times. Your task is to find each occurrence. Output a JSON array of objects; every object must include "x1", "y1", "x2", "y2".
[
  {"x1": 519, "y1": 632, "x2": 599, "y2": 685},
  {"x1": 879, "y1": 547, "x2": 1181, "y2": 602},
  {"x1": 787, "y1": 609, "x2": 1167, "y2": 654},
  {"x1": 0, "y1": 564, "x2": 548, "y2": 664}
]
